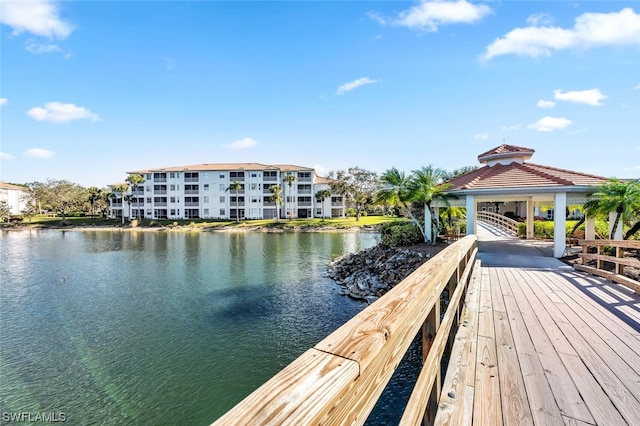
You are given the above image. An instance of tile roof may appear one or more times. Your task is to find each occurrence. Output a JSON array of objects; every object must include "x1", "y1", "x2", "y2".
[
  {"x1": 477, "y1": 144, "x2": 535, "y2": 159},
  {"x1": 445, "y1": 162, "x2": 608, "y2": 191},
  {"x1": 128, "y1": 163, "x2": 314, "y2": 174},
  {"x1": 0, "y1": 181, "x2": 27, "y2": 191}
]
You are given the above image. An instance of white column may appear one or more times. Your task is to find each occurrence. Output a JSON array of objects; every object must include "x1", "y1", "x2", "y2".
[
  {"x1": 609, "y1": 211, "x2": 623, "y2": 240},
  {"x1": 466, "y1": 195, "x2": 476, "y2": 236},
  {"x1": 526, "y1": 197, "x2": 534, "y2": 239},
  {"x1": 585, "y1": 215, "x2": 596, "y2": 240},
  {"x1": 554, "y1": 192, "x2": 567, "y2": 258},
  {"x1": 424, "y1": 204, "x2": 432, "y2": 243}
]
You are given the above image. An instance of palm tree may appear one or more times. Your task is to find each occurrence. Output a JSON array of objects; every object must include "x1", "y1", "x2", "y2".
[
  {"x1": 126, "y1": 174, "x2": 145, "y2": 220},
  {"x1": 112, "y1": 183, "x2": 129, "y2": 224},
  {"x1": 226, "y1": 180, "x2": 243, "y2": 222},
  {"x1": 377, "y1": 167, "x2": 425, "y2": 236},
  {"x1": 87, "y1": 186, "x2": 102, "y2": 219},
  {"x1": 584, "y1": 178, "x2": 640, "y2": 239},
  {"x1": 407, "y1": 165, "x2": 453, "y2": 244},
  {"x1": 269, "y1": 184, "x2": 283, "y2": 223},
  {"x1": 284, "y1": 174, "x2": 297, "y2": 220},
  {"x1": 315, "y1": 189, "x2": 332, "y2": 221}
]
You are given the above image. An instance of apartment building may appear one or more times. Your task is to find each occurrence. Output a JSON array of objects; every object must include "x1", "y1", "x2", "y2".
[
  {"x1": 0, "y1": 182, "x2": 27, "y2": 216},
  {"x1": 109, "y1": 163, "x2": 345, "y2": 220}
]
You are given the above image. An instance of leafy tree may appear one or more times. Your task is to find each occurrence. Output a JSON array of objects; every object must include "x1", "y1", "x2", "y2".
[
  {"x1": 584, "y1": 178, "x2": 640, "y2": 239},
  {"x1": 111, "y1": 183, "x2": 129, "y2": 224},
  {"x1": 126, "y1": 174, "x2": 145, "y2": 220},
  {"x1": 443, "y1": 165, "x2": 478, "y2": 180},
  {"x1": 269, "y1": 184, "x2": 283, "y2": 223},
  {"x1": 283, "y1": 174, "x2": 297, "y2": 220},
  {"x1": 39, "y1": 179, "x2": 88, "y2": 222},
  {"x1": 0, "y1": 200, "x2": 10, "y2": 222},
  {"x1": 97, "y1": 189, "x2": 112, "y2": 218},
  {"x1": 331, "y1": 167, "x2": 380, "y2": 221},
  {"x1": 407, "y1": 165, "x2": 453, "y2": 244},
  {"x1": 226, "y1": 180, "x2": 243, "y2": 222},
  {"x1": 314, "y1": 189, "x2": 332, "y2": 220},
  {"x1": 87, "y1": 186, "x2": 102, "y2": 219}
]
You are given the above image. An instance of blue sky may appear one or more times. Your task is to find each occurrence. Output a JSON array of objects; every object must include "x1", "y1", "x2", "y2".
[{"x1": 1, "y1": 0, "x2": 639, "y2": 187}]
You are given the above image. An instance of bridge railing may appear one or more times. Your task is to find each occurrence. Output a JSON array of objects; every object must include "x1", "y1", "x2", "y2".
[
  {"x1": 477, "y1": 211, "x2": 519, "y2": 235},
  {"x1": 574, "y1": 239, "x2": 640, "y2": 293},
  {"x1": 211, "y1": 235, "x2": 479, "y2": 426}
]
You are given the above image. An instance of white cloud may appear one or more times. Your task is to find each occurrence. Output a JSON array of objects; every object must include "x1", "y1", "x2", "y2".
[
  {"x1": 0, "y1": 152, "x2": 14, "y2": 160},
  {"x1": 336, "y1": 77, "x2": 378, "y2": 95},
  {"x1": 554, "y1": 88, "x2": 606, "y2": 106},
  {"x1": 313, "y1": 164, "x2": 329, "y2": 177},
  {"x1": 228, "y1": 137, "x2": 257, "y2": 150},
  {"x1": 24, "y1": 148, "x2": 56, "y2": 159},
  {"x1": 528, "y1": 116, "x2": 573, "y2": 132},
  {"x1": 385, "y1": 0, "x2": 492, "y2": 32},
  {"x1": 474, "y1": 133, "x2": 489, "y2": 141},
  {"x1": 0, "y1": 98, "x2": 7, "y2": 107},
  {"x1": 635, "y1": 83, "x2": 640, "y2": 90},
  {"x1": 27, "y1": 102, "x2": 101, "y2": 123},
  {"x1": 501, "y1": 124, "x2": 522, "y2": 131},
  {"x1": 482, "y1": 8, "x2": 640, "y2": 61},
  {"x1": 0, "y1": 0, "x2": 73, "y2": 39},
  {"x1": 526, "y1": 13, "x2": 554, "y2": 27},
  {"x1": 537, "y1": 99, "x2": 556, "y2": 108},
  {"x1": 25, "y1": 40, "x2": 62, "y2": 54}
]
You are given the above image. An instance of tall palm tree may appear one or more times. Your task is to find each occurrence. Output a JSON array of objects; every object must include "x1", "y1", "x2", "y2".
[
  {"x1": 226, "y1": 180, "x2": 243, "y2": 222},
  {"x1": 126, "y1": 174, "x2": 146, "y2": 220},
  {"x1": 284, "y1": 174, "x2": 297, "y2": 220},
  {"x1": 112, "y1": 183, "x2": 129, "y2": 224},
  {"x1": 269, "y1": 184, "x2": 283, "y2": 223},
  {"x1": 87, "y1": 186, "x2": 102, "y2": 219},
  {"x1": 376, "y1": 168, "x2": 425, "y2": 234},
  {"x1": 584, "y1": 178, "x2": 640, "y2": 239},
  {"x1": 315, "y1": 189, "x2": 332, "y2": 221},
  {"x1": 407, "y1": 165, "x2": 453, "y2": 244}
]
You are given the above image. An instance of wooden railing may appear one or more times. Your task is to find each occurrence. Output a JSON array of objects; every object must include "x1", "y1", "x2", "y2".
[
  {"x1": 477, "y1": 211, "x2": 519, "y2": 235},
  {"x1": 212, "y1": 235, "x2": 478, "y2": 425},
  {"x1": 575, "y1": 240, "x2": 640, "y2": 293}
]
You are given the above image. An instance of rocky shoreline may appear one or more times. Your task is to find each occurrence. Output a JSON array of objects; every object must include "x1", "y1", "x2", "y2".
[{"x1": 326, "y1": 242, "x2": 448, "y2": 303}]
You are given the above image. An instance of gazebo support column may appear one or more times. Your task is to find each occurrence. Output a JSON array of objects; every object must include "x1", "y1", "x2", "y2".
[
  {"x1": 526, "y1": 198, "x2": 534, "y2": 239},
  {"x1": 554, "y1": 192, "x2": 567, "y2": 258},
  {"x1": 585, "y1": 215, "x2": 596, "y2": 240},
  {"x1": 466, "y1": 195, "x2": 476, "y2": 236}
]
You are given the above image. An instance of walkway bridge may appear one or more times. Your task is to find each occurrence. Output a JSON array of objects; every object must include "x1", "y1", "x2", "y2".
[{"x1": 212, "y1": 226, "x2": 640, "y2": 425}]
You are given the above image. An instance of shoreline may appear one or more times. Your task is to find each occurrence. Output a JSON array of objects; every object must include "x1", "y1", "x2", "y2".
[{"x1": 1, "y1": 224, "x2": 378, "y2": 234}]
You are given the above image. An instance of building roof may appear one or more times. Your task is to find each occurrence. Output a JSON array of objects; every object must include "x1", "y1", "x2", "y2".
[
  {"x1": 477, "y1": 144, "x2": 535, "y2": 165},
  {"x1": 0, "y1": 181, "x2": 27, "y2": 191},
  {"x1": 445, "y1": 162, "x2": 608, "y2": 191},
  {"x1": 314, "y1": 176, "x2": 337, "y2": 185},
  {"x1": 128, "y1": 163, "x2": 314, "y2": 174}
]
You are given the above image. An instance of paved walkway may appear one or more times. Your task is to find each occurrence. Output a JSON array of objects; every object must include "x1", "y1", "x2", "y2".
[{"x1": 435, "y1": 223, "x2": 640, "y2": 425}]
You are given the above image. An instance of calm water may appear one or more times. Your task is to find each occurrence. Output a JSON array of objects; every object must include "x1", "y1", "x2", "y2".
[{"x1": 0, "y1": 230, "x2": 421, "y2": 425}]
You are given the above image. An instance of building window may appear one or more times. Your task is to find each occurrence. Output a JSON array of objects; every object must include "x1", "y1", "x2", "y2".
[
  {"x1": 170, "y1": 197, "x2": 176, "y2": 203},
  {"x1": 204, "y1": 184, "x2": 209, "y2": 190},
  {"x1": 219, "y1": 209, "x2": 225, "y2": 216},
  {"x1": 219, "y1": 184, "x2": 225, "y2": 191},
  {"x1": 251, "y1": 172, "x2": 258, "y2": 178},
  {"x1": 251, "y1": 198, "x2": 259, "y2": 203},
  {"x1": 170, "y1": 209, "x2": 176, "y2": 215},
  {"x1": 251, "y1": 183, "x2": 257, "y2": 190},
  {"x1": 170, "y1": 184, "x2": 175, "y2": 191},
  {"x1": 146, "y1": 197, "x2": 152, "y2": 204},
  {"x1": 230, "y1": 171, "x2": 245, "y2": 179},
  {"x1": 219, "y1": 196, "x2": 225, "y2": 203},
  {"x1": 184, "y1": 172, "x2": 199, "y2": 182},
  {"x1": 203, "y1": 196, "x2": 209, "y2": 203},
  {"x1": 219, "y1": 173, "x2": 225, "y2": 179},
  {"x1": 170, "y1": 172, "x2": 175, "y2": 178}
]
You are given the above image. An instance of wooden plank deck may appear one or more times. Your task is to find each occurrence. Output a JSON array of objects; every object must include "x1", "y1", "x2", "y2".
[{"x1": 436, "y1": 264, "x2": 640, "y2": 426}]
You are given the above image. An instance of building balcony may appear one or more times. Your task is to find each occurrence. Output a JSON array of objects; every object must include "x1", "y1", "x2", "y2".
[
  {"x1": 185, "y1": 202, "x2": 200, "y2": 207},
  {"x1": 132, "y1": 191, "x2": 145, "y2": 196},
  {"x1": 111, "y1": 203, "x2": 122, "y2": 208},
  {"x1": 230, "y1": 202, "x2": 245, "y2": 207},
  {"x1": 331, "y1": 202, "x2": 343, "y2": 206},
  {"x1": 154, "y1": 202, "x2": 168, "y2": 207},
  {"x1": 184, "y1": 178, "x2": 199, "y2": 183},
  {"x1": 298, "y1": 177, "x2": 312, "y2": 182},
  {"x1": 263, "y1": 201, "x2": 276, "y2": 207},
  {"x1": 184, "y1": 190, "x2": 199, "y2": 195},
  {"x1": 154, "y1": 190, "x2": 167, "y2": 195},
  {"x1": 154, "y1": 178, "x2": 167, "y2": 183},
  {"x1": 298, "y1": 202, "x2": 312, "y2": 207},
  {"x1": 298, "y1": 189, "x2": 312, "y2": 194},
  {"x1": 263, "y1": 176, "x2": 278, "y2": 182}
]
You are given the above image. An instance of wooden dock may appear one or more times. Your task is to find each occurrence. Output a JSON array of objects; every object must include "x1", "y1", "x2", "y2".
[{"x1": 436, "y1": 256, "x2": 640, "y2": 425}]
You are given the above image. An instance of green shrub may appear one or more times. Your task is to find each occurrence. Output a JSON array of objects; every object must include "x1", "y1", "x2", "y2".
[
  {"x1": 379, "y1": 221, "x2": 423, "y2": 247},
  {"x1": 360, "y1": 210, "x2": 368, "y2": 217},
  {"x1": 346, "y1": 208, "x2": 356, "y2": 217}
]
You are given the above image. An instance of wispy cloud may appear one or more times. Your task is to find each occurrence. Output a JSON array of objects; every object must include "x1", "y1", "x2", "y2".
[
  {"x1": 482, "y1": 8, "x2": 640, "y2": 61},
  {"x1": 554, "y1": 88, "x2": 606, "y2": 106},
  {"x1": 528, "y1": 116, "x2": 573, "y2": 132},
  {"x1": 0, "y1": 152, "x2": 14, "y2": 160},
  {"x1": 474, "y1": 133, "x2": 489, "y2": 141},
  {"x1": 537, "y1": 100, "x2": 556, "y2": 108},
  {"x1": 228, "y1": 137, "x2": 257, "y2": 150},
  {"x1": 371, "y1": 0, "x2": 492, "y2": 32},
  {"x1": 24, "y1": 148, "x2": 56, "y2": 159},
  {"x1": 0, "y1": 98, "x2": 7, "y2": 107},
  {"x1": 0, "y1": 0, "x2": 73, "y2": 39},
  {"x1": 635, "y1": 83, "x2": 640, "y2": 90},
  {"x1": 501, "y1": 124, "x2": 522, "y2": 131},
  {"x1": 313, "y1": 164, "x2": 329, "y2": 177},
  {"x1": 27, "y1": 102, "x2": 101, "y2": 123},
  {"x1": 336, "y1": 77, "x2": 378, "y2": 96}
]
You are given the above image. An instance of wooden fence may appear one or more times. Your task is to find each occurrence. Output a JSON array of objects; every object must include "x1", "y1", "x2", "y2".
[
  {"x1": 575, "y1": 239, "x2": 640, "y2": 293},
  {"x1": 212, "y1": 235, "x2": 479, "y2": 425},
  {"x1": 476, "y1": 211, "x2": 519, "y2": 235}
]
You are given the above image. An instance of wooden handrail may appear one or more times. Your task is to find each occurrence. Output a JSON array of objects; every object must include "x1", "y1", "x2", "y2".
[
  {"x1": 477, "y1": 211, "x2": 519, "y2": 235},
  {"x1": 212, "y1": 235, "x2": 478, "y2": 425},
  {"x1": 575, "y1": 240, "x2": 640, "y2": 293}
]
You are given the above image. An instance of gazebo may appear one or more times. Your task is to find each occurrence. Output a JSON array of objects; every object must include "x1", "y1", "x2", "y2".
[{"x1": 433, "y1": 144, "x2": 612, "y2": 258}]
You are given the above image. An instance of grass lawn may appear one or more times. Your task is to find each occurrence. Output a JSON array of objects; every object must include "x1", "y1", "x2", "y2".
[{"x1": 7, "y1": 215, "x2": 402, "y2": 230}]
